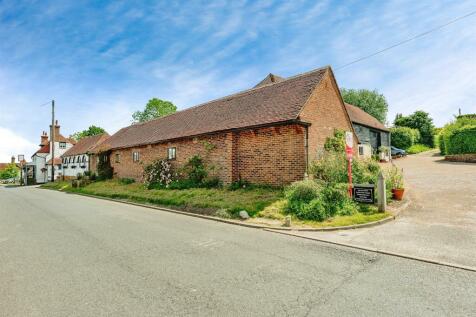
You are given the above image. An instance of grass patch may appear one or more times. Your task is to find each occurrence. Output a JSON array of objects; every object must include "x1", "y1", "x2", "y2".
[
  {"x1": 42, "y1": 180, "x2": 390, "y2": 228},
  {"x1": 406, "y1": 143, "x2": 432, "y2": 154},
  {"x1": 257, "y1": 200, "x2": 390, "y2": 228},
  {"x1": 41, "y1": 180, "x2": 282, "y2": 216}
]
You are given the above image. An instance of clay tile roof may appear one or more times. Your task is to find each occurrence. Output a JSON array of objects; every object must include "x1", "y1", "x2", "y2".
[
  {"x1": 46, "y1": 158, "x2": 62, "y2": 165},
  {"x1": 55, "y1": 134, "x2": 76, "y2": 144},
  {"x1": 34, "y1": 144, "x2": 50, "y2": 155},
  {"x1": 0, "y1": 163, "x2": 9, "y2": 170},
  {"x1": 62, "y1": 133, "x2": 110, "y2": 157},
  {"x1": 254, "y1": 73, "x2": 285, "y2": 88},
  {"x1": 344, "y1": 103, "x2": 389, "y2": 132},
  {"x1": 105, "y1": 67, "x2": 329, "y2": 150}
]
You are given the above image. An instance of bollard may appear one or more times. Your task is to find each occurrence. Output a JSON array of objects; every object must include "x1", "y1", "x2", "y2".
[
  {"x1": 378, "y1": 172, "x2": 386, "y2": 212},
  {"x1": 284, "y1": 215, "x2": 292, "y2": 227}
]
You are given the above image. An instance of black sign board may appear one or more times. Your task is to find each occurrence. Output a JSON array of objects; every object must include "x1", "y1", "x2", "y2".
[{"x1": 352, "y1": 184, "x2": 375, "y2": 204}]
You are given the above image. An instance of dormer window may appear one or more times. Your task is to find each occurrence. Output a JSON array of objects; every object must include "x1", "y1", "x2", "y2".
[{"x1": 59, "y1": 142, "x2": 66, "y2": 149}]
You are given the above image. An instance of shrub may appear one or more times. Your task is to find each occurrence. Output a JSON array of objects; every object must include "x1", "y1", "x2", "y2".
[
  {"x1": 228, "y1": 179, "x2": 251, "y2": 190},
  {"x1": 311, "y1": 152, "x2": 382, "y2": 185},
  {"x1": 439, "y1": 115, "x2": 476, "y2": 154},
  {"x1": 284, "y1": 181, "x2": 357, "y2": 221},
  {"x1": 97, "y1": 159, "x2": 113, "y2": 181},
  {"x1": 184, "y1": 155, "x2": 207, "y2": 185},
  {"x1": 406, "y1": 144, "x2": 431, "y2": 154},
  {"x1": 90, "y1": 172, "x2": 97, "y2": 181},
  {"x1": 447, "y1": 125, "x2": 476, "y2": 154},
  {"x1": 324, "y1": 129, "x2": 345, "y2": 152},
  {"x1": 119, "y1": 177, "x2": 135, "y2": 185},
  {"x1": 285, "y1": 180, "x2": 322, "y2": 205},
  {"x1": 143, "y1": 159, "x2": 175, "y2": 189},
  {"x1": 439, "y1": 133, "x2": 446, "y2": 154},
  {"x1": 390, "y1": 127, "x2": 419, "y2": 149}
]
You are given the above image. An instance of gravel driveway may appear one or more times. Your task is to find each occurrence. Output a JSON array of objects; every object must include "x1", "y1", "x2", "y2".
[{"x1": 294, "y1": 150, "x2": 476, "y2": 268}]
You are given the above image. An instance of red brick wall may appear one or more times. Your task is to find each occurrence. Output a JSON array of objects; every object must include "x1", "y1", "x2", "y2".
[
  {"x1": 109, "y1": 124, "x2": 306, "y2": 186},
  {"x1": 110, "y1": 133, "x2": 233, "y2": 184},
  {"x1": 299, "y1": 70, "x2": 358, "y2": 161},
  {"x1": 233, "y1": 124, "x2": 306, "y2": 185}
]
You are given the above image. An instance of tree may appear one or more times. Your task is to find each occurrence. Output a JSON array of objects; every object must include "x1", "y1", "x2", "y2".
[
  {"x1": 132, "y1": 98, "x2": 177, "y2": 123},
  {"x1": 71, "y1": 125, "x2": 106, "y2": 141},
  {"x1": 0, "y1": 163, "x2": 19, "y2": 180},
  {"x1": 340, "y1": 88, "x2": 388, "y2": 124},
  {"x1": 394, "y1": 111, "x2": 435, "y2": 147}
]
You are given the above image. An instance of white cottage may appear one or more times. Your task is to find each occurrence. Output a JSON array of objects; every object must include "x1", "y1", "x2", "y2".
[
  {"x1": 61, "y1": 133, "x2": 109, "y2": 179},
  {"x1": 30, "y1": 121, "x2": 75, "y2": 183}
]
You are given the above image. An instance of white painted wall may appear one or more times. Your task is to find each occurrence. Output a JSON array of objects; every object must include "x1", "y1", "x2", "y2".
[{"x1": 62, "y1": 154, "x2": 90, "y2": 178}]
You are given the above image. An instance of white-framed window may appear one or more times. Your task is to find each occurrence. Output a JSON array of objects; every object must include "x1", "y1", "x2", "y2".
[
  {"x1": 59, "y1": 142, "x2": 66, "y2": 149},
  {"x1": 82, "y1": 155, "x2": 86, "y2": 163},
  {"x1": 167, "y1": 147, "x2": 176, "y2": 160},
  {"x1": 115, "y1": 153, "x2": 121, "y2": 163},
  {"x1": 132, "y1": 152, "x2": 140, "y2": 162}
]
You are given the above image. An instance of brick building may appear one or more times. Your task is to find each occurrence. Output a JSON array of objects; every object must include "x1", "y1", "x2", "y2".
[{"x1": 101, "y1": 66, "x2": 357, "y2": 186}]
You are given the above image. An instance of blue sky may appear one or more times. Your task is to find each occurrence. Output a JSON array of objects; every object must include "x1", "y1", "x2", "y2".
[{"x1": 0, "y1": 0, "x2": 475, "y2": 161}]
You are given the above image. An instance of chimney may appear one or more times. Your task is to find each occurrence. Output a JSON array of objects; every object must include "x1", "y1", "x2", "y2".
[
  {"x1": 40, "y1": 131, "x2": 49, "y2": 146},
  {"x1": 11, "y1": 156, "x2": 15, "y2": 164},
  {"x1": 49, "y1": 120, "x2": 60, "y2": 141}
]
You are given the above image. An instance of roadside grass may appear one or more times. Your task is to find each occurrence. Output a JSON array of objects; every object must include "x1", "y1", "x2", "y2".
[
  {"x1": 41, "y1": 180, "x2": 282, "y2": 216},
  {"x1": 42, "y1": 180, "x2": 391, "y2": 228},
  {"x1": 257, "y1": 199, "x2": 390, "y2": 228},
  {"x1": 406, "y1": 144, "x2": 432, "y2": 154}
]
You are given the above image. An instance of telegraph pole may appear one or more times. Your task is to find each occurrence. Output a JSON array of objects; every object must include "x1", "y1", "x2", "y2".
[{"x1": 51, "y1": 100, "x2": 55, "y2": 182}]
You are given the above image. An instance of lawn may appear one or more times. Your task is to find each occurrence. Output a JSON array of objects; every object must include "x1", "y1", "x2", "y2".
[
  {"x1": 406, "y1": 143, "x2": 433, "y2": 154},
  {"x1": 41, "y1": 180, "x2": 283, "y2": 216}
]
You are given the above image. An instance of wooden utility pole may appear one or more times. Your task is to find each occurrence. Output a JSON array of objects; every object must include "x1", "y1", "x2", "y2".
[{"x1": 50, "y1": 100, "x2": 55, "y2": 182}]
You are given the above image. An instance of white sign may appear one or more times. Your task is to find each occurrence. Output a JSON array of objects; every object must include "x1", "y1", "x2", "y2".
[{"x1": 345, "y1": 131, "x2": 353, "y2": 148}]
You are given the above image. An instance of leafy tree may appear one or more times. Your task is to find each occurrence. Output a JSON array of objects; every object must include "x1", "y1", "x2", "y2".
[
  {"x1": 340, "y1": 88, "x2": 388, "y2": 123},
  {"x1": 394, "y1": 111, "x2": 435, "y2": 147},
  {"x1": 71, "y1": 125, "x2": 106, "y2": 141},
  {"x1": 132, "y1": 98, "x2": 177, "y2": 123},
  {"x1": 0, "y1": 163, "x2": 19, "y2": 180}
]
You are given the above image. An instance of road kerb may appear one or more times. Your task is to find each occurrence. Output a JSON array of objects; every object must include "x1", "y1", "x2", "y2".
[{"x1": 264, "y1": 229, "x2": 476, "y2": 273}]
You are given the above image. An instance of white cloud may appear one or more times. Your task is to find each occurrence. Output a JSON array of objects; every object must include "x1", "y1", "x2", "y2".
[{"x1": 0, "y1": 127, "x2": 37, "y2": 162}]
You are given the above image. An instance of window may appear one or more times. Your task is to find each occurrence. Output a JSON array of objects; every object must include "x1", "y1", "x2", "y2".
[
  {"x1": 82, "y1": 155, "x2": 86, "y2": 163},
  {"x1": 359, "y1": 145, "x2": 364, "y2": 156},
  {"x1": 132, "y1": 152, "x2": 140, "y2": 162},
  {"x1": 59, "y1": 142, "x2": 66, "y2": 149},
  {"x1": 115, "y1": 153, "x2": 121, "y2": 163},
  {"x1": 167, "y1": 147, "x2": 176, "y2": 160}
]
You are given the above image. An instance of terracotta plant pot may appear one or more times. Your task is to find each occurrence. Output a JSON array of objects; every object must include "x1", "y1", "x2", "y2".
[{"x1": 392, "y1": 188, "x2": 405, "y2": 200}]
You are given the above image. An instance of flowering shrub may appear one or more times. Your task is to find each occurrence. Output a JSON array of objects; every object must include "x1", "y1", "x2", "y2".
[{"x1": 143, "y1": 159, "x2": 175, "y2": 189}]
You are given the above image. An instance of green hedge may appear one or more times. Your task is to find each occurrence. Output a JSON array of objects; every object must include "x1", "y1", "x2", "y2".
[
  {"x1": 390, "y1": 127, "x2": 420, "y2": 149},
  {"x1": 439, "y1": 115, "x2": 476, "y2": 155},
  {"x1": 447, "y1": 125, "x2": 476, "y2": 154}
]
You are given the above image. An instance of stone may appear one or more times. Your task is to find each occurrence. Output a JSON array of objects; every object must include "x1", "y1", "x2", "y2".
[{"x1": 239, "y1": 210, "x2": 249, "y2": 220}]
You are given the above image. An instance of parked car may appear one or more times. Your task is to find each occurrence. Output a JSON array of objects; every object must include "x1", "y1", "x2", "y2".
[{"x1": 391, "y1": 146, "x2": 406, "y2": 157}]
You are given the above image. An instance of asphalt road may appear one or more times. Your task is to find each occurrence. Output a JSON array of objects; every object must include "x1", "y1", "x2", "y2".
[
  {"x1": 1, "y1": 186, "x2": 475, "y2": 316},
  {"x1": 298, "y1": 151, "x2": 476, "y2": 268}
]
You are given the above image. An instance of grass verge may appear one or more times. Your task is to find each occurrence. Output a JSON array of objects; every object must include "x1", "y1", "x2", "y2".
[
  {"x1": 406, "y1": 144, "x2": 433, "y2": 154},
  {"x1": 256, "y1": 199, "x2": 390, "y2": 228},
  {"x1": 42, "y1": 180, "x2": 391, "y2": 228},
  {"x1": 41, "y1": 180, "x2": 282, "y2": 216}
]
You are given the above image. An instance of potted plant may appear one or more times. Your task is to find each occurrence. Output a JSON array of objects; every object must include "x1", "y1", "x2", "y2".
[
  {"x1": 378, "y1": 146, "x2": 390, "y2": 162},
  {"x1": 388, "y1": 165, "x2": 405, "y2": 200}
]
